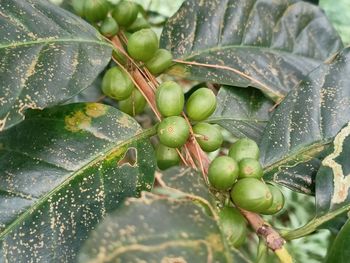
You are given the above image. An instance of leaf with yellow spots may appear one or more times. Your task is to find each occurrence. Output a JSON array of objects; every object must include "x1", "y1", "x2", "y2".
[
  {"x1": 0, "y1": 0, "x2": 112, "y2": 132},
  {"x1": 160, "y1": 0, "x2": 343, "y2": 101},
  {"x1": 260, "y1": 47, "x2": 350, "y2": 194},
  {"x1": 0, "y1": 103, "x2": 156, "y2": 262},
  {"x1": 79, "y1": 168, "x2": 252, "y2": 263}
]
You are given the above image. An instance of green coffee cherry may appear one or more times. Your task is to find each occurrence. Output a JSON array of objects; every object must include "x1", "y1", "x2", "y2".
[
  {"x1": 219, "y1": 207, "x2": 247, "y2": 248},
  {"x1": 83, "y1": 0, "x2": 109, "y2": 23},
  {"x1": 101, "y1": 67, "x2": 134, "y2": 100},
  {"x1": 127, "y1": 17, "x2": 150, "y2": 33},
  {"x1": 262, "y1": 184, "x2": 285, "y2": 215},
  {"x1": 229, "y1": 138, "x2": 260, "y2": 162},
  {"x1": 156, "y1": 81, "x2": 184, "y2": 117},
  {"x1": 145, "y1": 49, "x2": 173, "y2": 76},
  {"x1": 156, "y1": 144, "x2": 180, "y2": 170},
  {"x1": 72, "y1": 0, "x2": 85, "y2": 16},
  {"x1": 100, "y1": 17, "x2": 119, "y2": 37},
  {"x1": 127, "y1": 29, "x2": 159, "y2": 62},
  {"x1": 208, "y1": 156, "x2": 239, "y2": 191},
  {"x1": 157, "y1": 116, "x2": 190, "y2": 148},
  {"x1": 112, "y1": 1, "x2": 139, "y2": 27},
  {"x1": 238, "y1": 158, "x2": 263, "y2": 179},
  {"x1": 193, "y1": 123, "x2": 223, "y2": 152},
  {"x1": 186, "y1": 88, "x2": 217, "y2": 121},
  {"x1": 119, "y1": 89, "x2": 146, "y2": 116},
  {"x1": 231, "y1": 178, "x2": 272, "y2": 213}
]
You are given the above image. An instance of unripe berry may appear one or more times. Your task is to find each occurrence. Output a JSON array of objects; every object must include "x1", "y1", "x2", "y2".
[
  {"x1": 219, "y1": 207, "x2": 247, "y2": 247},
  {"x1": 145, "y1": 49, "x2": 173, "y2": 75},
  {"x1": 156, "y1": 144, "x2": 180, "y2": 170},
  {"x1": 101, "y1": 67, "x2": 134, "y2": 100},
  {"x1": 238, "y1": 158, "x2": 263, "y2": 179},
  {"x1": 231, "y1": 178, "x2": 272, "y2": 213},
  {"x1": 193, "y1": 123, "x2": 223, "y2": 152},
  {"x1": 229, "y1": 138, "x2": 259, "y2": 162},
  {"x1": 112, "y1": 1, "x2": 139, "y2": 27},
  {"x1": 127, "y1": 17, "x2": 151, "y2": 33},
  {"x1": 156, "y1": 81, "x2": 184, "y2": 117},
  {"x1": 262, "y1": 184, "x2": 285, "y2": 215},
  {"x1": 119, "y1": 89, "x2": 146, "y2": 116},
  {"x1": 157, "y1": 116, "x2": 190, "y2": 148},
  {"x1": 83, "y1": 0, "x2": 109, "y2": 23},
  {"x1": 208, "y1": 156, "x2": 239, "y2": 190},
  {"x1": 100, "y1": 17, "x2": 119, "y2": 37},
  {"x1": 186, "y1": 88, "x2": 217, "y2": 121},
  {"x1": 127, "y1": 29, "x2": 159, "y2": 62}
]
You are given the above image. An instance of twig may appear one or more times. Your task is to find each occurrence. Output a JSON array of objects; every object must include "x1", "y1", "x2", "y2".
[{"x1": 238, "y1": 209, "x2": 293, "y2": 263}]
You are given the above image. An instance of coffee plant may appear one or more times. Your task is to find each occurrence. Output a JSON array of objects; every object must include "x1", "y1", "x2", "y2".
[{"x1": 0, "y1": 0, "x2": 350, "y2": 262}]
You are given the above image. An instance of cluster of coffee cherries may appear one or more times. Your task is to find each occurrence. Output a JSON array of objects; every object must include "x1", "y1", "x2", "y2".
[
  {"x1": 209, "y1": 138, "x2": 285, "y2": 246},
  {"x1": 72, "y1": 0, "x2": 174, "y2": 116},
  {"x1": 156, "y1": 84, "x2": 222, "y2": 169}
]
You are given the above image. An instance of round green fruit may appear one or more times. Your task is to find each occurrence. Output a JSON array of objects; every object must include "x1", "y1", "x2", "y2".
[
  {"x1": 127, "y1": 29, "x2": 159, "y2": 62},
  {"x1": 208, "y1": 156, "x2": 239, "y2": 191},
  {"x1": 145, "y1": 49, "x2": 173, "y2": 76},
  {"x1": 157, "y1": 116, "x2": 190, "y2": 148},
  {"x1": 100, "y1": 17, "x2": 119, "y2": 37},
  {"x1": 72, "y1": 0, "x2": 85, "y2": 16},
  {"x1": 119, "y1": 89, "x2": 146, "y2": 116},
  {"x1": 156, "y1": 81, "x2": 184, "y2": 117},
  {"x1": 101, "y1": 67, "x2": 134, "y2": 100},
  {"x1": 186, "y1": 88, "x2": 217, "y2": 121},
  {"x1": 231, "y1": 178, "x2": 272, "y2": 213},
  {"x1": 238, "y1": 158, "x2": 263, "y2": 179},
  {"x1": 193, "y1": 123, "x2": 223, "y2": 152},
  {"x1": 219, "y1": 206, "x2": 247, "y2": 247},
  {"x1": 127, "y1": 17, "x2": 150, "y2": 33},
  {"x1": 112, "y1": 1, "x2": 139, "y2": 27},
  {"x1": 83, "y1": 0, "x2": 109, "y2": 23},
  {"x1": 262, "y1": 184, "x2": 285, "y2": 215},
  {"x1": 229, "y1": 138, "x2": 260, "y2": 162},
  {"x1": 155, "y1": 144, "x2": 180, "y2": 170}
]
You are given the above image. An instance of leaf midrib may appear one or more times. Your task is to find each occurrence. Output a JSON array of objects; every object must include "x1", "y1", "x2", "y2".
[
  {"x1": 0, "y1": 38, "x2": 112, "y2": 49},
  {"x1": 0, "y1": 126, "x2": 157, "y2": 240}
]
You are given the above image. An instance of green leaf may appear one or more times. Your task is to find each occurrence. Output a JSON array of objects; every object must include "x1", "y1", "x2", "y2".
[
  {"x1": 259, "y1": 47, "x2": 350, "y2": 194},
  {"x1": 0, "y1": 103, "x2": 156, "y2": 262},
  {"x1": 325, "y1": 219, "x2": 350, "y2": 263},
  {"x1": 160, "y1": 0, "x2": 343, "y2": 101},
  {"x1": 282, "y1": 122, "x2": 350, "y2": 240},
  {"x1": 207, "y1": 86, "x2": 273, "y2": 142},
  {"x1": 320, "y1": 0, "x2": 350, "y2": 45},
  {"x1": 79, "y1": 168, "x2": 251, "y2": 263},
  {"x1": 315, "y1": 121, "x2": 350, "y2": 217},
  {"x1": 0, "y1": 0, "x2": 112, "y2": 131}
]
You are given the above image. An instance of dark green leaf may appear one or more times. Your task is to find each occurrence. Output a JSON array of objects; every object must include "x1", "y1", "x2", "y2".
[
  {"x1": 79, "y1": 167, "x2": 251, "y2": 263},
  {"x1": 0, "y1": 0, "x2": 112, "y2": 131},
  {"x1": 315, "y1": 121, "x2": 350, "y2": 217},
  {"x1": 260, "y1": 47, "x2": 350, "y2": 194},
  {"x1": 325, "y1": 219, "x2": 350, "y2": 263},
  {"x1": 0, "y1": 103, "x2": 155, "y2": 262},
  {"x1": 207, "y1": 86, "x2": 273, "y2": 142},
  {"x1": 160, "y1": 0, "x2": 343, "y2": 101}
]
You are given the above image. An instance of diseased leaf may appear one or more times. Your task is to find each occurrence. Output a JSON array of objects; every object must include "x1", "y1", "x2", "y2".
[
  {"x1": 0, "y1": 103, "x2": 155, "y2": 262},
  {"x1": 316, "y1": 121, "x2": 350, "y2": 217},
  {"x1": 160, "y1": 0, "x2": 343, "y2": 101},
  {"x1": 325, "y1": 219, "x2": 350, "y2": 263},
  {"x1": 259, "y1": 47, "x2": 350, "y2": 194},
  {"x1": 79, "y1": 168, "x2": 251, "y2": 263},
  {"x1": 283, "y1": 124, "x2": 350, "y2": 240},
  {"x1": 207, "y1": 86, "x2": 273, "y2": 142},
  {"x1": 0, "y1": 0, "x2": 112, "y2": 131}
]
